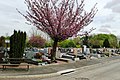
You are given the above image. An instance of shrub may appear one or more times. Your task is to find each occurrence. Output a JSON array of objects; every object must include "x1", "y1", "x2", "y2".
[
  {"x1": 59, "y1": 39, "x2": 76, "y2": 48},
  {"x1": 28, "y1": 35, "x2": 46, "y2": 48},
  {"x1": 10, "y1": 30, "x2": 26, "y2": 58}
]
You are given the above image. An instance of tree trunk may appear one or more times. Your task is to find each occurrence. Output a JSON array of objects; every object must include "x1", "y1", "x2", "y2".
[{"x1": 51, "y1": 39, "x2": 58, "y2": 62}]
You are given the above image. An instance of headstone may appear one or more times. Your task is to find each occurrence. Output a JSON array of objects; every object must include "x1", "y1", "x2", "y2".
[
  {"x1": 0, "y1": 52, "x2": 4, "y2": 61},
  {"x1": 25, "y1": 51, "x2": 36, "y2": 59},
  {"x1": 44, "y1": 48, "x2": 48, "y2": 54},
  {"x1": 56, "y1": 47, "x2": 61, "y2": 58},
  {"x1": 73, "y1": 48, "x2": 77, "y2": 57},
  {"x1": 86, "y1": 48, "x2": 90, "y2": 54},
  {"x1": 80, "y1": 48, "x2": 82, "y2": 53},
  {"x1": 71, "y1": 48, "x2": 74, "y2": 53},
  {"x1": 98, "y1": 54, "x2": 101, "y2": 58},
  {"x1": 74, "y1": 58, "x2": 79, "y2": 61},
  {"x1": 48, "y1": 47, "x2": 52, "y2": 55},
  {"x1": 83, "y1": 45, "x2": 87, "y2": 54}
]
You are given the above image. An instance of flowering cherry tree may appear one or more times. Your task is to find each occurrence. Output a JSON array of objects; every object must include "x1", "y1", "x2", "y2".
[
  {"x1": 20, "y1": 0, "x2": 97, "y2": 61},
  {"x1": 29, "y1": 35, "x2": 46, "y2": 48}
]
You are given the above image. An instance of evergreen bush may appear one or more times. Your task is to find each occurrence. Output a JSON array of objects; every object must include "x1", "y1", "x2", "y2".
[{"x1": 10, "y1": 30, "x2": 26, "y2": 58}]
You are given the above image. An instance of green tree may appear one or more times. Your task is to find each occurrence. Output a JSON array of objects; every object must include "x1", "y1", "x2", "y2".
[
  {"x1": 73, "y1": 37, "x2": 82, "y2": 48},
  {"x1": 109, "y1": 34, "x2": 118, "y2": 48},
  {"x1": 89, "y1": 34, "x2": 118, "y2": 48},
  {"x1": 59, "y1": 39, "x2": 76, "y2": 48},
  {"x1": 82, "y1": 35, "x2": 89, "y2": 47},
  {"x1": 119, "y1": 41, "x2": 120, "y2": 48},
  {"x1": 0, "y1": 36, "x2": 5, "y2": 47},
  {"x1": 103, "y1": 38, "x2": 110, "y2": 48},
  {"x1": 10, "y1": 30, "x2": 26, "y2": 58},
  {"x1": 89, "y1": 39, "x2": 101, "y2": 48},
  {"x1": 45, "y1": 40, "x2": 53, "y2": 47}
]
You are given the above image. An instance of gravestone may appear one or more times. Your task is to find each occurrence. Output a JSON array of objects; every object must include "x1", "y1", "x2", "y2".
[
  {"x1": 86, "y1": 48, "x2": 90, "y2": 54},
  {"x1": 71, "y1": 48, "x2": 74, "y2": 53},
  {"x1": 83, "y1": 45, "x2": 87, "y2": 54},
  {"x1": 73, "y1": 48, "x2": 77, "y2": 57},
  {"x1": 56, "y1": 47, "x2": 61, "y2": 58},
  {"x1": 73, "y1": 48, "x2": 79, "y2": 61},
  {"x1": 48, "y1": 47, "x2": 52, "y2": 55},
  {"x1": 80, "y1": 48, "x2": 83, "y2": 53},
  {"x1": 0, "y1": 52, "x2": 4, "y2": 62}
]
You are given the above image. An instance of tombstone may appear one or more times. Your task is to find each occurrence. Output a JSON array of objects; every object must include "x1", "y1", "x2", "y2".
[
  {"x1": 45, "y1": 48, "x2": 48, "y2": 54},
  {"x1": 25, "y1": 51, "x2": 36, "y2": 59},
  {"x1": 48, "y1": 47, "x2": 52, "y2": 55},
  {"x1": 0, "y1": 52, "x2": 4, "y2": 62},
  {"x1": 83, "y1": 45, "x2": 87, "y2": 54},
  {"x1": 80, "y1": 48, "x2": 83, "y2": 53},
  {"x1": 73, "y1": 48, "x2": 77, "y2": 57},
  {"x1": 56, "y1": 47, "x2": 61, "y2": 58},
  {"x1": 4, "y1": 51, "x2": 9, "y2": 58},
  {"x1": 98, "y1": 54, "x2": 101, "y2": 58},
  {"x1": 71, "y1": 48, "x2": 74, "y2": 53},
  {"x1": 73, "y1": 48, "x2": 79, "y2": 61},
  {"x1": 86, "y1": 48, "x2": 90, "y2": 54},
  {"x1": 39, "y1": 48, "x2": 47, "y2": 54},
  {"x1": 74, "y1": 57, "x2": 79, "y2": 61}
]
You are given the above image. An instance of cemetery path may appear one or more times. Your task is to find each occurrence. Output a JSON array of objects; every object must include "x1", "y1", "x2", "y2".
[
  {"x1": 0, "y1": 56, "x2": 120, "y2": 80},
  {"x1": 41, "y1": 57, "x2": 120, "y2": 80}
]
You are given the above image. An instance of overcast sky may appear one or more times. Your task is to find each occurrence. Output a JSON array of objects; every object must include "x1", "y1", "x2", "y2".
[{"x1": 0, "y1": 0, "x2": 120, "y2": 37}]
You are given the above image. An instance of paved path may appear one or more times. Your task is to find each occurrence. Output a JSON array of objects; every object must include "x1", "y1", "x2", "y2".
[
  {"x1": 0, "y1": 56, "x2": 120, "y2": 80},
  {"x1": 42, "y1": 59, "x2": 120, "y2": 80}
]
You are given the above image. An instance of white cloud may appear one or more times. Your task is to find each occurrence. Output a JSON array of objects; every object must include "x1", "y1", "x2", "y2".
[
  {"x1": 101, "y1": 25, "x2": 111, "y2": 28},
  {"x1": 89, "y1": 0, "x2": 120, "y2": 36},
  {"x1": 0, "y1": 0, "x2": 32, "y2": 36},
  {"x1": 95, "y1": 25, "x2": 112, "y2": 34},
  {"x1": 98, "y1": 28, "x2": 111, "y2": 33},
  {"x1": 104, "y1": 0, "x2": 120, "y2": 13},
  {"x1": 104, "y1": 0, "x2": 120, "y2": 8}
]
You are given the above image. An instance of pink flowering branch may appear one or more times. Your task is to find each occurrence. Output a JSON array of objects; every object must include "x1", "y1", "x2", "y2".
[{"x1": 20, "y1": 0, "x2": 97, "y2": 61}]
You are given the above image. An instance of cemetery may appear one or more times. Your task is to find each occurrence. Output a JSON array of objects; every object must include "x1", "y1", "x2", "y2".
[
  {"x1": 0, "y1": 45, "x2": 120, "y2": 71},
  {"x1": 0, "y1": 30, "x2": 120, "y2": 69},
  {"x1": 0, "y1": 0, "x2": 120, "y2": 79},
  {"x1": 0, "y1": 0, "x2": 119, "y2": 72}
]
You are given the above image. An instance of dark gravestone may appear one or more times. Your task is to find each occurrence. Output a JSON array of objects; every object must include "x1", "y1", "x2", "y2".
[{"x1": 0, "y1": 52, "x2": 4, "y2": 62}]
